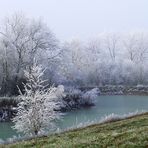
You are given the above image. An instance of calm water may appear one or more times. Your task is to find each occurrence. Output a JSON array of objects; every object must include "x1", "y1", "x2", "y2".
[{"x1": 0, "y1": 95, "x2": 148, "y2": 140}]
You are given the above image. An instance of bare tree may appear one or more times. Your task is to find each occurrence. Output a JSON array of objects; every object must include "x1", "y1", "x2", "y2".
[
  {"x1": 0, "y1": 13, "x2": 59, "y2": 94},
  {"x1": 104, "y1": 33, "x2": 119, "y2": 61},
  {"x1": 123, "y1": 33, "x2": 138, "y2": 62}
]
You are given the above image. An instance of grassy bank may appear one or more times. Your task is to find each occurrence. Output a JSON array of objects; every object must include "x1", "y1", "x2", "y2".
[{"x1": 1, "y1": 113, "x2": 148, "y2": 148}]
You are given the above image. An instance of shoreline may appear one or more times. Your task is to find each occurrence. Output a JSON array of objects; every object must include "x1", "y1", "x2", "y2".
[
  {"x1": 2, "y1": 112, "x2": 148, "y2": 147},
  {"x1": 79, "y1": 85, "x2": 148, "y2": 96},
  {"x1": 0, "y1": 88, "x2": 148, "y2": 122}
]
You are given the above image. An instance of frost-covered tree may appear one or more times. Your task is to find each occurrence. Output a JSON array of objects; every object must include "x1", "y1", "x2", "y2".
[
  {"x1": 103, "y1": 33, "x2": 120, "y2": 61},
  {"x1": 12, "y1": 61, "x2": 64, "y2": 136},
  {"x1": 0, "y1": 13, "x2": 59, "y2": 95},
  {"x1": 59, "y1": 40, "x2": 86, "y2": 85}
]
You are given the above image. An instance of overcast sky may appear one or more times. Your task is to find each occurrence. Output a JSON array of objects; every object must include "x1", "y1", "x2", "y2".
[{"x1": 0, "y1": 0, "x2": 148, "y2": 41}]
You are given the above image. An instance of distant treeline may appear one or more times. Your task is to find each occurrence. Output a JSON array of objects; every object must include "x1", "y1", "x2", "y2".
[{"x1": 0, "y1": 13, "x2": 148, "y2": 95}]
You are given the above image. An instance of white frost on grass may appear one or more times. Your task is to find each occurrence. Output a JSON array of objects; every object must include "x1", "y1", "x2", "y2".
[
  {"x1": 0, "y1": 110, "x2": 147, "y2": 144},
  {"x1": 60, "y1": 110, "x2": 147, "y2": 132},
  {"x1": 99, "y1": 110, "x2": 146, "y2": 123}
]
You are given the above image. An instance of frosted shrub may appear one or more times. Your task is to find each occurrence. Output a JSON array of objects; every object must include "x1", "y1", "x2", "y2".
[
  {"x1": 80, "y1": 88, "x2": 99, "y2": 106},
  {"x1": 63, "y1": 87, "x2": 99, "y2": 110},
  {"x1": 65, "y1": 87, "x2": 82, "y2": 101},
  {"x1": 12, "y1": 62, "x2": 64, "y2": 136},
  {"x1": 63, "y1": 87, "x2": 83, "y2": 109}
]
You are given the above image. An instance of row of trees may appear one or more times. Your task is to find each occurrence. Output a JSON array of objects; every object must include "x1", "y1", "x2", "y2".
[
  {"x1": 58, "y1": 32, "x2": 148, "y2": 86},
  {"x1": 0, "y1": 13, "x2": 148, "y2": 95},
  {"x1": 0, "y1": 14, "x2": 59, "y2": 95}
]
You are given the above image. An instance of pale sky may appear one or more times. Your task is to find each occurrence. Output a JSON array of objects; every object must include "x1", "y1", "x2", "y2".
[{"x1": 0, "y1": 0, "x2": 147, "y2": 41}]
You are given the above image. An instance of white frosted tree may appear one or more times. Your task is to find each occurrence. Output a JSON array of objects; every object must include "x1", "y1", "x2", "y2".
[{"x1": 12, "y1": 61, "x2": 64, "y2": 136}]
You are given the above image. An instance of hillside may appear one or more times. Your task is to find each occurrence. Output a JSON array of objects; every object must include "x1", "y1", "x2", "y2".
[{"x1": 1, "y1": 113, "x2": 148, "y2": 148}]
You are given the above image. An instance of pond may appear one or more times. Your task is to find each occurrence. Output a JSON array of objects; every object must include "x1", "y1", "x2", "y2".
[{"x1": 0, "y1": 95, "x2": 148, "y2": 140}]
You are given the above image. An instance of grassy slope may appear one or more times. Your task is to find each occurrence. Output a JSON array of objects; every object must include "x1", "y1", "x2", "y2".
[{"x1": 1, "y1": 113, "x2": 148, "y2": 148}]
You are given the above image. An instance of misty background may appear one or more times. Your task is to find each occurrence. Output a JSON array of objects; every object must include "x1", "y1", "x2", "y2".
[
  {"x1": 0, "y1": 0, "x2": 147, "y2": 41},
  {"x1": 0, "y1": 1, "x2": 147, "y2": 96}
]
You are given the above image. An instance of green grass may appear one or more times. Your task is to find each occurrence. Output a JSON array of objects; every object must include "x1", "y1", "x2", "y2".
[{"x1": 1, "y1": 113, "x2": 148, "y2": 148}]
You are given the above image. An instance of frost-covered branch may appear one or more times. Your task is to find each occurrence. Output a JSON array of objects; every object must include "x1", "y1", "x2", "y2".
[{"x1": 12, "y1": 61, "x2": 64, "y2": 136}]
